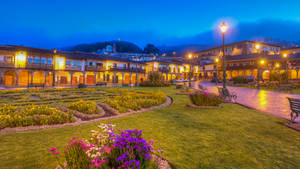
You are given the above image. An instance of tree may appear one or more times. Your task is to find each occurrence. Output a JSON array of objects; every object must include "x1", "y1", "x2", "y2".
[{"x1": 144, "y1": 44, "x2": 159, "y2": 54}]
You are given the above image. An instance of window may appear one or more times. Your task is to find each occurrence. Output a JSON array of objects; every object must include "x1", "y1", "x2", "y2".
[
  {"x1": 41, "y1": 57, "x2": 46, "y2": 64},
  {"x1": 88, "y1": 61, "x2": 94, "y2": 66},
  {"x1": 28, "y1": 56, "x2": 34, "y2": 64},
  {"x1": 73, "y1": 61, "x2": 82, "y2": 67},
  {"x1": 34, "y1": 56, "x2": 40, "y2": 64},
  {"x1": 66, "y1": 60, "x2": 71, "y2": 66},
  {"x1": 113, "y1": 63, "x2": 117, "y2": 68},
  {"x1": 47, "y1": 58, "x2": 52, "y2": 65}
]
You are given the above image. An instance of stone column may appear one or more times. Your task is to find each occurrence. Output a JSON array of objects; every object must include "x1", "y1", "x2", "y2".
[
  {"x1": 166, "y1": 73, "x2": 169, "y2": 81},
  {"x1": 30, "y1": 71, "x2": 34, "y2": 85},
  {"x1": 44, "y1": 71, "x2": 47, "y2": 87},
  {"x1": 94, "y1": 72, "x2": 97, "y2": 85},
  {"x1": 0, "y1": 71, "x2": 3, "y2": 85},
  {"x1": 136, "y1": 73, "x2": 139, "y2": 86},
  {"x1": 16, "y1": 71, "x2": 19, "y2": 87},
  {"x1": 83, "y1": 72, "x2": 86, "y2": 85},
  {"x1": 113, "y1": 72, "x2": 117, "y2": 83},
  {"x1": 122, "y1": 73, "x2": 124, "y2": 86},
  {"x1": 129, "y1": 73, "x2": 132, "y2": 85},
  {"x1": 70, "y1": 72, "x2": 74, "y2": 86}
]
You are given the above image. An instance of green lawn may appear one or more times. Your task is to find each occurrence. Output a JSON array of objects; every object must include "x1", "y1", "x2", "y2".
[{"x1": 0, "y1": 86, "x2": 300, "y2": 169}]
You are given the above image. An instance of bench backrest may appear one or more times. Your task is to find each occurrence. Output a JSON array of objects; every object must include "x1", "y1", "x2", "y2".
[
  {"x1": 218, "y1": 87, "x2": 224, "y2": 96},
  {"x1": 222, "y1": 88, "x2": 230, "y2": 96},
  {"x1": 287, "y1": 97, "x2": 300, "y2": 112}
]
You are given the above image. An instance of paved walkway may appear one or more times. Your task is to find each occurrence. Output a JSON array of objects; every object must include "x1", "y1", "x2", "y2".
[{"x1": 195, "y1": 81, "x2": 300, "y2": 124}]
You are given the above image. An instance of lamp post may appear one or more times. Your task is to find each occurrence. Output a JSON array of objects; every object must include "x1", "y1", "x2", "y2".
[
  {"x1": 256, "y1": 44, "x2": 261, "y2": 89},
  {"x1": 283, "y1": 53, "x2": 288, "y2": 83},
  {"x1": 220, "y1": 22, "x2": 228, "y2": 89},
  {"x1": 187, "y1": 53, "x2": 193, "y2": 87},
  {"x1": 52, "y1": 49, "x2": 56, "y2": 88},
  {"x1": 215, "y1": 58, "x2": 219, "y2": 85}
]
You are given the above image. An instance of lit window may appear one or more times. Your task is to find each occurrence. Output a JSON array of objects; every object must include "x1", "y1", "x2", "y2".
[
  {"x1": 28, "y1": 56, "x2": 34, "y2": 64},
  {"x1": 47, "y1": 58, "x2": 52, "y2": 65},
  {"x1": 41, "y1": 57, "x2": 46, "y2": 64},
  {"x1": 34, "y1": 56, "x2": 40, "y2": 64}
]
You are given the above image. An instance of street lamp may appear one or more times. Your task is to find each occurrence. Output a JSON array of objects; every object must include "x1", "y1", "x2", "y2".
[
  {"x1": 187, "y1": 53, "x2": 193, "y2": 87},
  {"x1": 256, "y1": 43, "x2": 261, "y2": 89},
  {"x1": 220, "y1": 22, "x2": 228, "y2": 89},
  {"x1": 283, "y1": 53, "x2": 288, "y2": 83},
  {"x1": 215, "y1": 58, "x2": 219, "y2": 85}
]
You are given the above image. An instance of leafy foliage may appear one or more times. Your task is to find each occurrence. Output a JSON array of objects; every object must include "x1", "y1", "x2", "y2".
[
  {"x1": 68, "y1": 100, "x2": 99, "y2": 114},
  {"x1": 140, "y1": 71, "x2": 169, "y2": 87},
  {"x1": 189, "y1": 91, "x2": 221, "y2": 106}
]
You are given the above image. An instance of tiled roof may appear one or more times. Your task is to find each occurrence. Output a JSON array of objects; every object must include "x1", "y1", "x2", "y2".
[{"x1": 0, "y1": 45, "x2": 146, "y2": 64}]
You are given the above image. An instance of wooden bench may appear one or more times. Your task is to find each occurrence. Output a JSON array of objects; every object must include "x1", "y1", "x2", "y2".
[
  {"x1": 218, "y1": 87, "x2": 237, "y2": 103},
  {"x1": 287, "y1": 97, "x2": 300, "y2": 122},
  {"x1": 29, "y1": 84, "x2": 45, "y2": 88}
]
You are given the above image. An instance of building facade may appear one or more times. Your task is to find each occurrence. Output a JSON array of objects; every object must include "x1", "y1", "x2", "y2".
[
  {"x1": 0, "y1": 45, "x2": 204, "y2": 88},
  {"x1": 195, "y1": 41, "x2": 300, "y2": 80}
]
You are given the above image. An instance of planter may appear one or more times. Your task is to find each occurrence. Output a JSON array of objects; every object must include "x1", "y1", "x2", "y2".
[{"x1": 187, "y1": 103, "x2": 221, "y2": 109}]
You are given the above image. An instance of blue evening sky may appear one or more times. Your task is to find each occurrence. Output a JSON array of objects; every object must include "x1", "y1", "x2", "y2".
[{"x1": 1, "y1": 0, "x2": 300, "y2": 48}]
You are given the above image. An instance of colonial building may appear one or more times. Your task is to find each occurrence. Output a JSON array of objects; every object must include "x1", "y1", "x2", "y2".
[
  {"x1": 0, "y1": 45, "x2": 202, "y2": 88},
  {"x1": 195, "y1": 41, "x2": 300, "y2": 80}
]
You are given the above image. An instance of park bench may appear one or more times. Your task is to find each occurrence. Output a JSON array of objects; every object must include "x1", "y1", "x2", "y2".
[
  {"x1": 278, "y1": 84, "x2": 292, "y2": 91},
  {"x1": 96, "y1": 82, "x2": 107, "y2": 86},
  {"x1": 287, "y1": 97, "x2": 300, "y2": 122},
  {"x1": 29, "y1": 84, "x2": 45, "y2": 88},
  {"x1": 218, "y1": 87, "x2": 237, "y2": 103},
  {"x1": 198, "y1": 84, "x2": 207, "y2": 91}
]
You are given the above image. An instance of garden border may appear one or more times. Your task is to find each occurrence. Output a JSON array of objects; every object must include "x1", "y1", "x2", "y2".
[{"x1": 0, "y1": 96, "x2": 173, "y2": 134}]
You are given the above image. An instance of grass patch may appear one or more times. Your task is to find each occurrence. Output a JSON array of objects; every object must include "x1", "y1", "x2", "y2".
[{"x1": 0, "y1": 86, "x2": 299, "y2": 169}]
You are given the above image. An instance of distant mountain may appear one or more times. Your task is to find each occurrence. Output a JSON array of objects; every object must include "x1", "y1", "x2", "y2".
[
  {"x1": 158, "y1": 44, "x2": 213, "y2": 57},
  {"x1": 63, "y1": 41, "x2": 143, "y2": 53}
]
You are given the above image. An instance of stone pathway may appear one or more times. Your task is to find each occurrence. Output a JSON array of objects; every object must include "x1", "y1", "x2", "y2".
[{"x1": 195, "y1": 81, "x2": 300, "y2": 124}]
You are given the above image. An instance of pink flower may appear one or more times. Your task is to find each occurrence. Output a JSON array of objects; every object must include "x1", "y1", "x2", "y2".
[
  {"x1": 55, "y1": 151, "x2": 60, "y2": 155},
  {"x1": 101, "y1": 146, "x2": 112, "y2": 153},
  {"x1": 149, "y1": 139, "x2": 155, "y2": 144},
  {"x1": 48, "y1": 147, "x2": 57, "y2": 152}
]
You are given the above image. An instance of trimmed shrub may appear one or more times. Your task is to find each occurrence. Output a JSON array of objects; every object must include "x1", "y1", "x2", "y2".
[
  {"x1": 189, "y1": 91, "x2": 222, "y2": 106},
  {"x1": 140, "y1": 71, "x2": 170, "y2": 87}
]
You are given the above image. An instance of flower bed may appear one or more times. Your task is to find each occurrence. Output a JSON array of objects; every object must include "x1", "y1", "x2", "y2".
[
  {"x1": 49, "y1": 123, "x2": 168, "y2": 169},
  {"x1": 68, "y1": 100, "x2": 101, "y2": 114},
  {"x1": 0, "y1": 104, "x2": 74, "y2": 129},
  {"x1": 105, "y1": 89, "x2": 167, "y2": 113},
  {"x1": 189, "y1": 91, "x2": 222, "y2": 107}
]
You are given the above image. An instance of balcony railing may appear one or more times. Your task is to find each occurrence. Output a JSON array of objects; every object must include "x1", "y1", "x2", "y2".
[
  {"x1": 0, "y1": 62, "x2": 15, "y2": 68},
  {"x1": 26, "y1": 63, "x2": 53, "y2": 70},
  {"x1": 85, "y1": 65, "x2": 105, "y2": 71},
  {"x1": 159, "y1": 68, "x2": 170, "y2": 73},
  {"x1": 110, "y1": 67, "x2": 146, "y2": 73},
  {"x1": 65, "y1": 65, "x2": 82, "y2": 71}
]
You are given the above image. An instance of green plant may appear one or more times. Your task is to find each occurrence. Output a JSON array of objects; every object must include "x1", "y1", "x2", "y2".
[
  {"x1": 140, "y1": 71, "x2": 170, "y2": 87},
  {"x1": 68, "y1": 100, "x2": 98, "y2": 114},
  {"x1": 232, "y1": 76, "x2": 249, "y2": 84},
  {"x1": 189, "y1": 91, "x2": 221, "y2": 106}
]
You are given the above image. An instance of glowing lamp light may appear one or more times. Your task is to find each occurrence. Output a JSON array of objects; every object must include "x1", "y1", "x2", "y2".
[
  {"x1": 215, "y1": 58, "x2": 219, "y2": 63},
  {"x1": 187, "y1": 53, "x2": 193, "y2": 59},
  {"x1": 283, "y1": 53, "x2": 288, "y2": 58},
  {"x1": 153, "y1": 62, "x2": 158, "y2": 68},
  {"x1": 260, "y1": 60, "x2": 265, "y2": 65},
  {"x1": 275, "y1": 63, "x2": 280, "y2": 68},
  {"x1": 220, "y1": 22, "x2": 227, "y2": 33},
  {"x1": 255, "y1": 43, "x2": 261, "y2": 50}
]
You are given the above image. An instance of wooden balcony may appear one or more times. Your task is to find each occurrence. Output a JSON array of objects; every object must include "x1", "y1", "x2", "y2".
[
  {"x1": 85, "y1": 65, "x2": 105, "y2": 72},
  {"x1": 26, "y1": 63, "x2": 53, "y2": 70},
  {"x1": 65, "y1": 65, "x2": 82, "y2": 71},
  {"x1": 159, "y1": 68, "x2": 170, "y2": 73},
  {"x1": 110, "y1": 67, "x2": 146, "y2": 73},
  {"x1": 0, "y1": 62, "x2": 15, "y2": 68}
]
